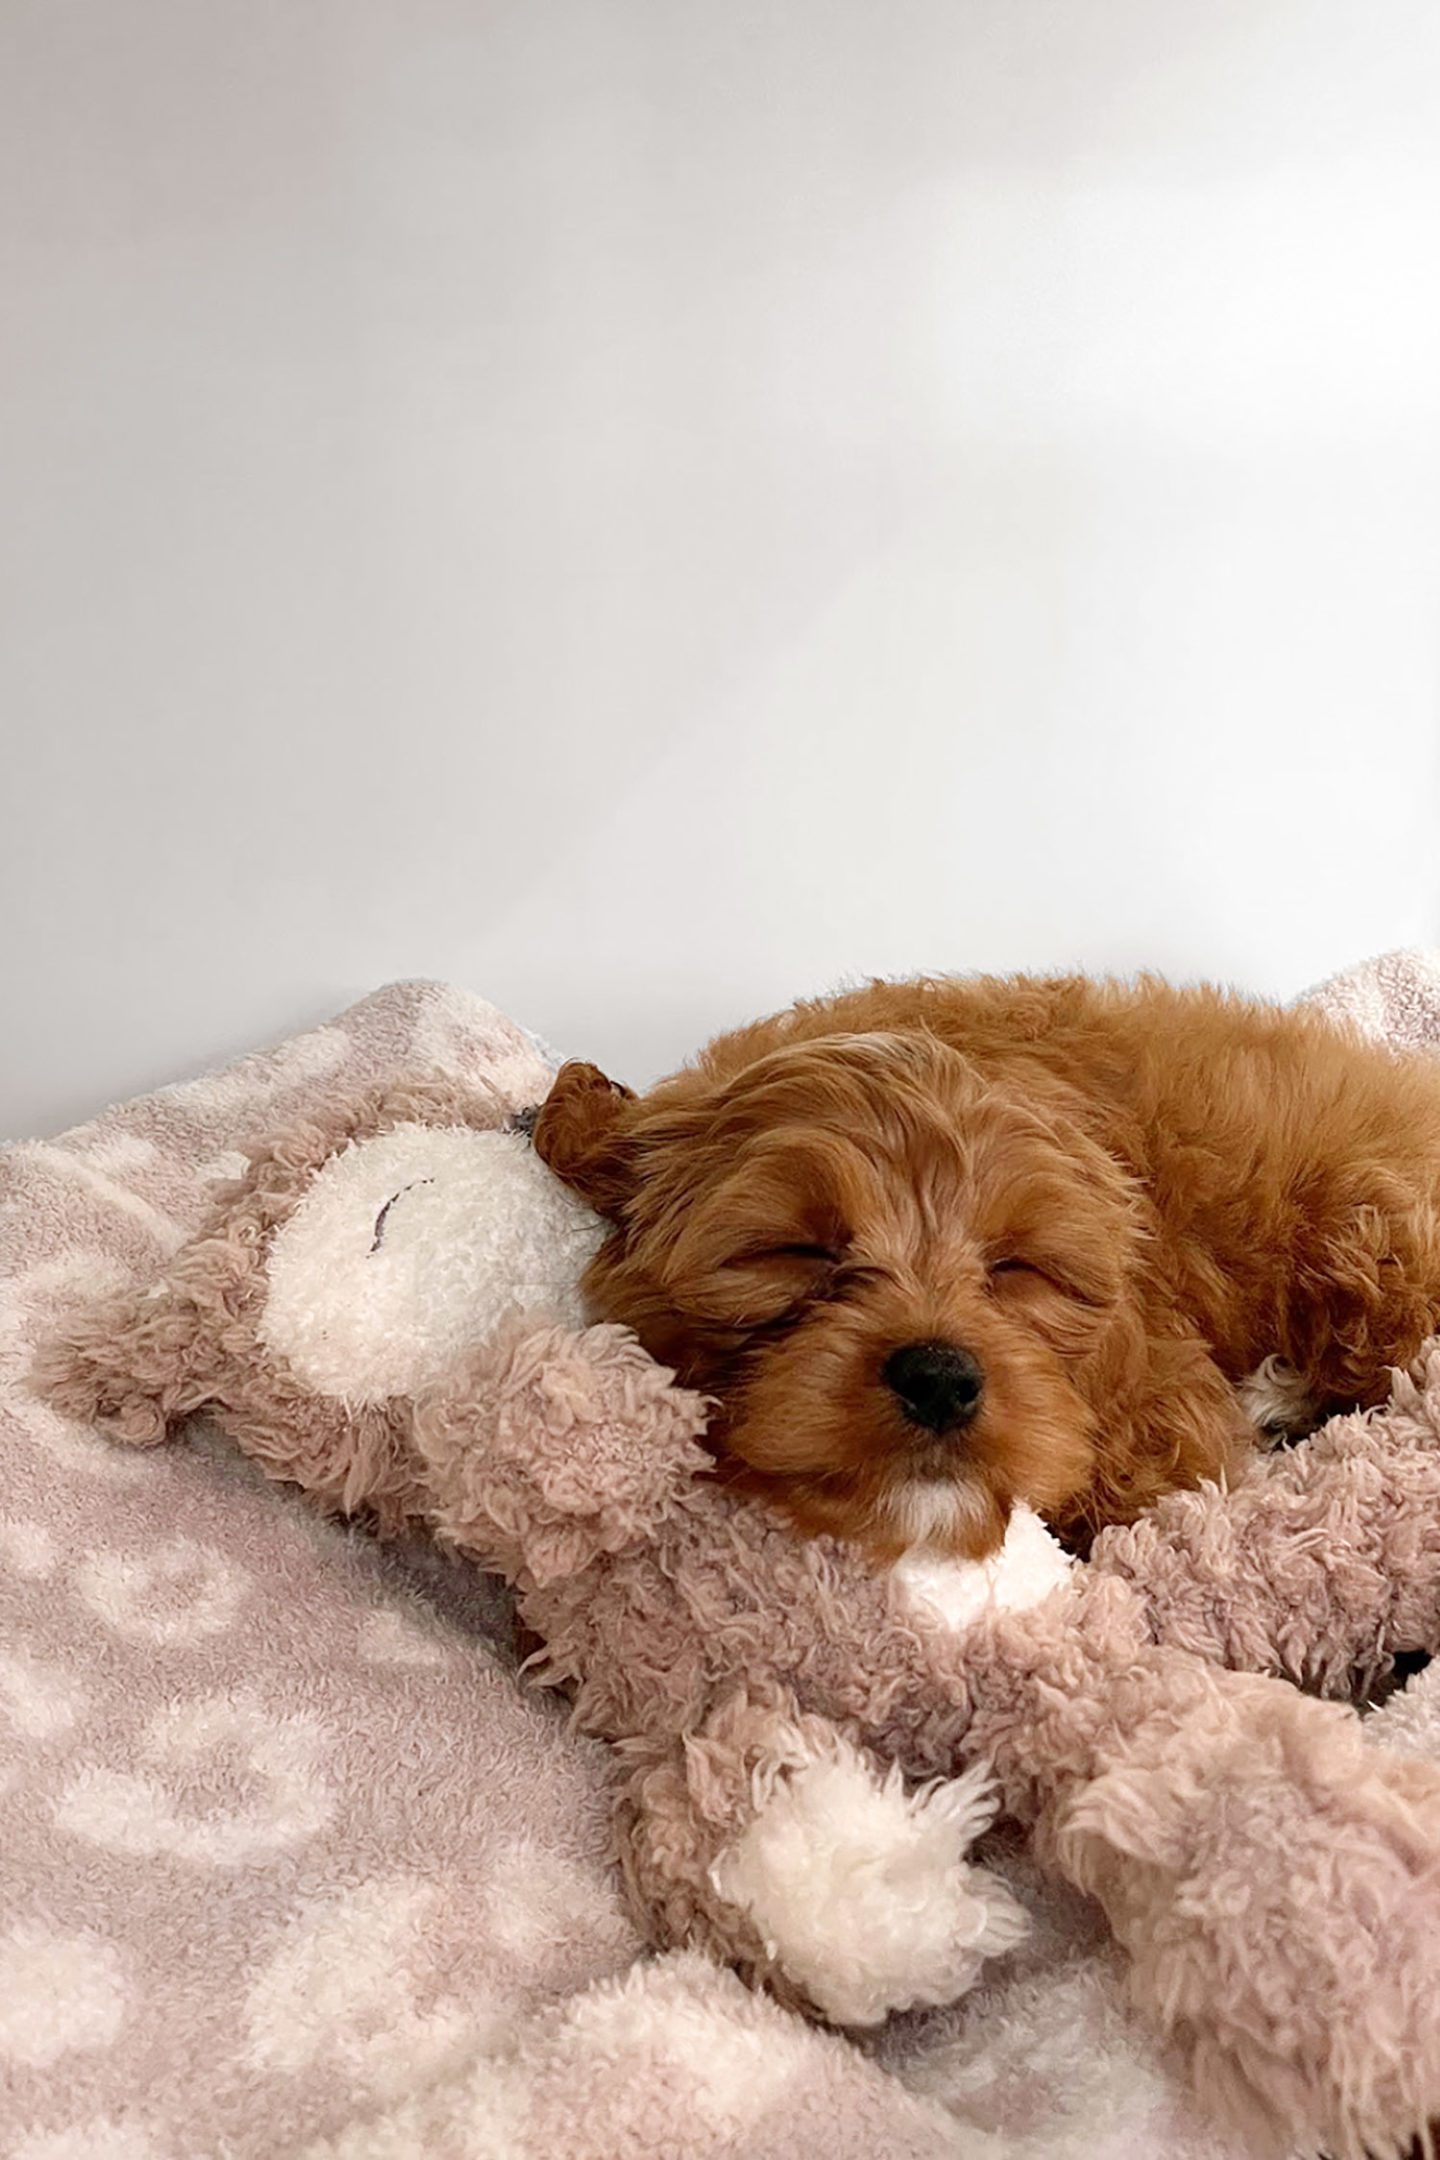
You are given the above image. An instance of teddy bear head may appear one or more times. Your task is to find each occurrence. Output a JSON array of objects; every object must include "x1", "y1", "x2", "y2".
[{"x1": 35, "y1": 1077, "x2": 610, "y2": 1528}]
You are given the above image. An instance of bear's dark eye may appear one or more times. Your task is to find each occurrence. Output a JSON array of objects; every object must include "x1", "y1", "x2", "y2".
[{"x1": 768, "y1": 1243, "x2": 840, "y2": 1265}]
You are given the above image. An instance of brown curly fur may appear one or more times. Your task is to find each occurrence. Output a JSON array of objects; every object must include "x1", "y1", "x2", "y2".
[{"x1": 534, "y1": 974, "x2": 1440, "y2": 1561}]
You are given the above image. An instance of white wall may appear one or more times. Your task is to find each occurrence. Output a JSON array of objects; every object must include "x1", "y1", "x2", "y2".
[{"x1": 2, "y1": 0, "x2": 1438, "y2": 1138}]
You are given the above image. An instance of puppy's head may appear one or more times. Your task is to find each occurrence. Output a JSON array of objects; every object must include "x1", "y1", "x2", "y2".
[{"x1": 534, "y1": 1034, "x2": 1140, "y2": 1562}]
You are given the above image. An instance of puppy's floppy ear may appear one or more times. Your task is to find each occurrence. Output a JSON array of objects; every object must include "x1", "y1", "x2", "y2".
[{"x1": 533, "y1": 1060, "x2": 638, "y2": 1217}]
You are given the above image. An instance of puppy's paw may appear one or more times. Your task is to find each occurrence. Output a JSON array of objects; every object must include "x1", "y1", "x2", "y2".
[{"x1": 1237, "y1": 1353, "x2": 1320, "y2": 1439}]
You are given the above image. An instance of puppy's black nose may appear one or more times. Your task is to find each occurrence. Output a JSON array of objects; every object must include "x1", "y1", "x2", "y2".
[{"x1": 883, "y1": 1341, "x2": 985, "y2": 1434}]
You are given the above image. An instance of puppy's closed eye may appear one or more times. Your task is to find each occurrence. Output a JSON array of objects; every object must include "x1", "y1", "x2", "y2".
[
  {"x1": 664, "y1": 1235, "x2": 846, "y2": 1330},
  {"x1": 988, "y1": 1246, "x2": 1115, "y2": 1310},
  {"x1": 659, "y1": 1153, "x2": 850, "y2": 1325},
  {"x1": 695, "y1": 1242, "x2": 839, "y2": 1325},
  {"x1": 986, "y1": 1245, "x2": 1118, "y2": 1363}
]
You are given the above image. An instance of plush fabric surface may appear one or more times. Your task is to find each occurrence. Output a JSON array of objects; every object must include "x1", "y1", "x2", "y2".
[{"x1": 3, "y1": 961, "x2": 1438, "y2": 2160}]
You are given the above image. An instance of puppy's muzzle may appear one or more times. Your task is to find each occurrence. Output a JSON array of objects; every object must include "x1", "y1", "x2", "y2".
[{"x1": 884, "y1": 1341, "x2": 985, "y2": 1436}]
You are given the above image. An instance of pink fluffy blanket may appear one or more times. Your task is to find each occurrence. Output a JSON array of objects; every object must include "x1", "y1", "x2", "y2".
[{"x1": 3, "y1": 958, "x2": 1438, "y2": 2160}]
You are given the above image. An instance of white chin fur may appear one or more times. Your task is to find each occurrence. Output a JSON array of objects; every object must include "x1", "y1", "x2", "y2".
[
  {"x1": 883, "y1": 1475, "x2": 988, "y2": 1552},
  {"x1": 712, "y1": 1741, "x2": 1028, "y2": 2026},
  {"x1": 891, "y1": 1503, "x2": 1074, "y2": 1632}
]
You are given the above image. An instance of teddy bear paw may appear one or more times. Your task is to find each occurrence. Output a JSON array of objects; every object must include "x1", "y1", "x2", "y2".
[{"x1": 711, "y1": 1740, "x2": 1028, "y2": 2025}]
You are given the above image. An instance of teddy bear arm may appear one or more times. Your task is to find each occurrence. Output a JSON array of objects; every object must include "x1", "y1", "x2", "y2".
[
  {"x1": 965, "y1": 1576, "x2": 1440, "y2": 2156},
  {"x1": 617, "y1": 1678, "x2": 1026, "y2": 2029},
  {"x1": 1054, "y1": 1666, "x2": 1440, "y2": 2158},
  {"x1": 1087, "y1": 1398, "x2": 1440, "y2": 1698},
  {"x1": 414, "y1": 1323, "x2": 714, "y2": 1585},
  {"x1": 31, "y1": 1273, "x2": 219, "y2": 1444}
]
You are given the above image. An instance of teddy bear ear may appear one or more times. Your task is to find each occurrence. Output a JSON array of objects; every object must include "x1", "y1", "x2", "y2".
[{"x1": 532, "y1": 1060, "x2": 639, "y2": 1218}]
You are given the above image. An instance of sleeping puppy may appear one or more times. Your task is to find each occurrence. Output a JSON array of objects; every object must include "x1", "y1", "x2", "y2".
[{"x1": 533, "y1": 974, "x2": 1440, "y2": 1562}]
